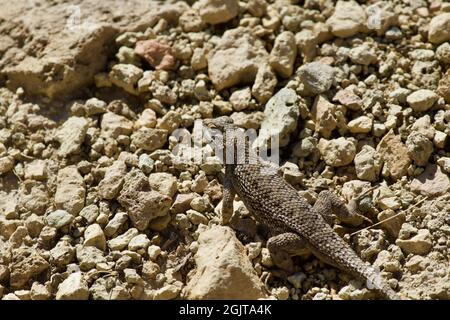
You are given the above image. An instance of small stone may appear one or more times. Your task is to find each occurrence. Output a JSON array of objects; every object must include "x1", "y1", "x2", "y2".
[
  {"x1": 84, "y1": 97, "x2": 107, "y2": 116},
  {"x1": 156, "y1": 111, "x2": 182, "y2": 134},
  {"x1": 10, "y1": 252, "x2": 49, "y2": 289},
  {"x1": 109, "y1": 63, "x2": 143, "y2": 95},
  {"x1": 406, "y1": 132, "x2": 433, "y2": 166},
  {"x1": 333, "y1": 87, "x2": 362, "y2": 110},
  {"x1": 406, "y1": 90, "x2": 439, "y2": 112},
  {"x1": 190, "y1": 196, "x2": 212, "y2": 213},
  {"x1": 84, "y1": 224, "x2": 106, "y2": 251},
  {"x1": 436, "y1": 42, "x2": 450, "y2": 64},
  {"x1": 354, "y1": 145, "x2": 381, "y2": 182},
  {"x1": 135, "y1": 109, "x2": 157, "y2": 129},
  {"x1": 24, "y1": 160, "x2": 47, "y2": 180},
  {"x1": 326, "y1": 0, "x2": 366, "y2": 38},
  {"x1": 298, "y1": 62, "x2": 335, "y2": 95},
  {"x1": 138, "y1": 154, "x2": 154, "y2": 174},
  {"x1": 365, "y1": 2, "x2": 396, "y2": 35},
  {"x1": 56, "y1": 272, "x2": 89, "y2": 300},
  {"x1": 230, "y1": 87, "x2": 252, "y2": 111},
  {"x1": 437, "y1": 157, "x2": 450, "y2": 174},
  {"x1": 147, "y1": 245, "x2": 162, "y2": 260},
  {"x1": 251, "y1": 63, "x2": 277, "y2": 104},
  {"x1": 287, "y1": 272, "x2": 307, "y2": 289},
  {"x1": 101, "y1": 112, "x2": 133, "y2": 139},
  {"x1": 349, "y1": 44, "x2": 377, "y2": 65},
  {"x1": 187, "y1": 209, "x2": 209, "y2": 225},
  {"x1": 55, "y1": 117, "x2": 89, "y2": 157},
  {"x1": 396, "y1": 229, "x2": 433, "y2": 255},
  {"x1": 50, "y1": 241, "x2": 75, "y2": 267},
  {"x1": 269, "y1": 31, "x2": 297, "y2": 78},
  {"x1": 104, "y1": 212, "x2": 128, "y2": 237},
  {"x1": 191, "y1": 48, "x2": 208, "y2": 71},
  {"x1": 230, "y1": 111, "x2": 264, "y2": 130},
  {"x1": 54, "y1": 166, "x2": 85, "y2": 215},
  {"x1": 428, "y1": 13, "x2": 450, "y2": 44},
  {"x1": 131, "y1": 128, "x2": 168, "y2": 152},
  {"x1": 0, "y1": 156, "x2": 14, "y2": 175},
  {"x1": 152, "y1": 284, "x2": 180, "y2": 300},
  {"x1": 347, "y1": 116, "x2": 372, "y2": 134},
  {"x1": 45, "y1": 210, "x2": 73, "y2": 229},
  {"x1": 179, "y1": 9, "x2": 205, "y2": 32},
  {"x1": 245, "y1": 242, "x2": 262, "y2": 260},
  {"x1": 98, "y1": 161, "x2": 127, "y2": 200},
  {"x1": 79, "y1": 205, "x2": 100, "y2": 224},
  {"x1": 148, "y1": 172, "x2": 177, "y2": 197},
  {"x1": 311, "y1": 95, "x2": 337, "y2": 138},
  {"x1": 30, "y1": 282, "x2": 51, "y2": 300},
  {"x1": 438, "y1": 69, "x2": 450, "y2": 103},
  {"x1": 410, "y1": 164, "x2": 450, "y2": 197},
  {"x1": 194, "y1": 0, "x2": 239, "y2": 25},
  {"x1": 76, "y1": 246, "x2": 106, "y2": 271},
  {"x1": 433, "y1": 131, "x2": 447, "y2": 149},
  {"x1": 376, "y1": 130, "x2": 411, "y2": 181},
  {"x1": 318, "y1": 137, "x2": 356, "y2": 167},
  {"x1": 128, "y1": 234, "x2": 150, "y2": 251},
  {"x1": 256, "y1": 88, "x2": 299, "y2": 149},
  {"x1": 108, "y1": 228, "x2": 139, "y2": 251},
  {"x1": 208, "y1": 27, "x2": 268, "y2": 91}
]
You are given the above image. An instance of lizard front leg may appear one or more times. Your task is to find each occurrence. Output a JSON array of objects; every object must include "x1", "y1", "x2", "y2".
[
  {"x1": 313, "y1": 190, "x2": 372, "y2": 226},
  {"x1": 267, "y1": 232, "x2": 309, "y2": 274},
  {"x1": 221, "y1": 165, "x2": 235, "y2": 225}
]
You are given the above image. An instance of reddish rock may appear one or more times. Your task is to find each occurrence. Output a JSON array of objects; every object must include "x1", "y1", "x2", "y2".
[{"x1": 135, "y1": 40, "x2": 176, "y2": 71}]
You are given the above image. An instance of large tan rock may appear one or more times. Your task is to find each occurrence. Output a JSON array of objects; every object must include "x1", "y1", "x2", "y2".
[
  {"x1": 376, "y1": 130, "x2": 411, "y2": 181},
  {"x1": 0, "y1": 0, "x2": 186, "y2": 99},
  {"x1": 208, "y1": 27, "x2": 268, "y2": 91},
  {"x1": 184, "y1": 225, "x2": 268, "y2": 299},
  {"x1": 428, "y1": 13, "x2": 450, "y2": 44},
  {"x1": 54, "y1": 166, "x2": 86, "y2": 215}
]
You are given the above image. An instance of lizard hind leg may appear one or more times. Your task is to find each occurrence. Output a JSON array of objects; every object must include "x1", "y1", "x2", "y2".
[{"x1": 267, "y1": 232, "x2": 310, "y2": 274}]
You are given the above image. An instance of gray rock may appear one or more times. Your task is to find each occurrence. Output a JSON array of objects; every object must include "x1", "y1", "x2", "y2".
[
  {"x1": 298, "y1": 62, "x2": 335, "y2": 95},
  {"x1": 45, "y1": 210, "x2": 73, "y2": 229},
  {"x1": 256, "y1": 88, "x2": 299, "y2": 149}
]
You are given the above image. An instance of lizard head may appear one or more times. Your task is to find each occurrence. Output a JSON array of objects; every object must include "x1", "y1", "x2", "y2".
[{"x1": 203, "y1": 116, "x2": 234, "y2": 132}]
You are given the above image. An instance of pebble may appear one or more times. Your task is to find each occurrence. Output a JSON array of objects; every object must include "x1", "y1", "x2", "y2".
[
  {"x1": 406, "y1": 90, "x2": 439, "y2": 112},
  {"x1": 326, "y1": 0, "x2": 366, "y2": 38},
  {"x1": 135, "y1": 40, "x2": 176, "y2": 71},
  {"x1": 269, "y1": 31, "x2": 297, "y2": 78},
  {"x1": 194, "y1": 0, "x2": 239, "y2": 25},
  {"x1": 256, "y1": 88, "x2": 299, "y2": 149},
  {"x1": 54, "y1": 166, "x2": 86, "y2": 215},
  {"x1": 208, "y1": 27, "x2": 268, "y2": 91},
  {"x1": 55, "y1": 117, "x2": 89, "y2": 157},
  {"x1": 354, "y1": 145, "x2": 381, "y2": 182},
  {"x1": 428, "y1": 13, "x2": 450, "y2": 44},
  {"x1": 317, "y1": 137, "x2": 356, "y2": 167},
  {"x1": 84, "y1": 224, "x2": 106, "y2": 251},
  {"x1": 298, "y1": 62, "x2": 335, "y2": 95},
  {"x1": 410, "y1": 164, "x2": 450, "y2": 197},
  {"x1": 56, "y1": 272, "x2": 89, "y2": 300},
  {"x1": 109, "y1": 63, "x2": 143, "y2": 95},
  {"x1": 45, "y1": 210, "x2": 73, "y2": 229}
]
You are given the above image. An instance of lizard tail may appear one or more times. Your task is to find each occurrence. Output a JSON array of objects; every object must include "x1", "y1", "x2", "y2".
[{"x1": 360, "y1": 267, "x2": 402, "y2": 300}]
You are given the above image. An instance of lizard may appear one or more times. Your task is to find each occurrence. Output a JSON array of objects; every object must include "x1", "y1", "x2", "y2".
[{"x1": 203, "y1": 116, "x2": 401, "y2": 300}]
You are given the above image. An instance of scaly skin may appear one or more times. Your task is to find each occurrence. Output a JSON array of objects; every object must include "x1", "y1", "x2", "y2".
[{"x1": 204, "y1": 116, "x2": 401, "y2": 300}]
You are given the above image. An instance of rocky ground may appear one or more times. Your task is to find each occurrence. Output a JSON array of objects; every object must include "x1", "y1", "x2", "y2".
[{"x1": 0, "y1": 0, "x2": 450, "y2": 300}]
